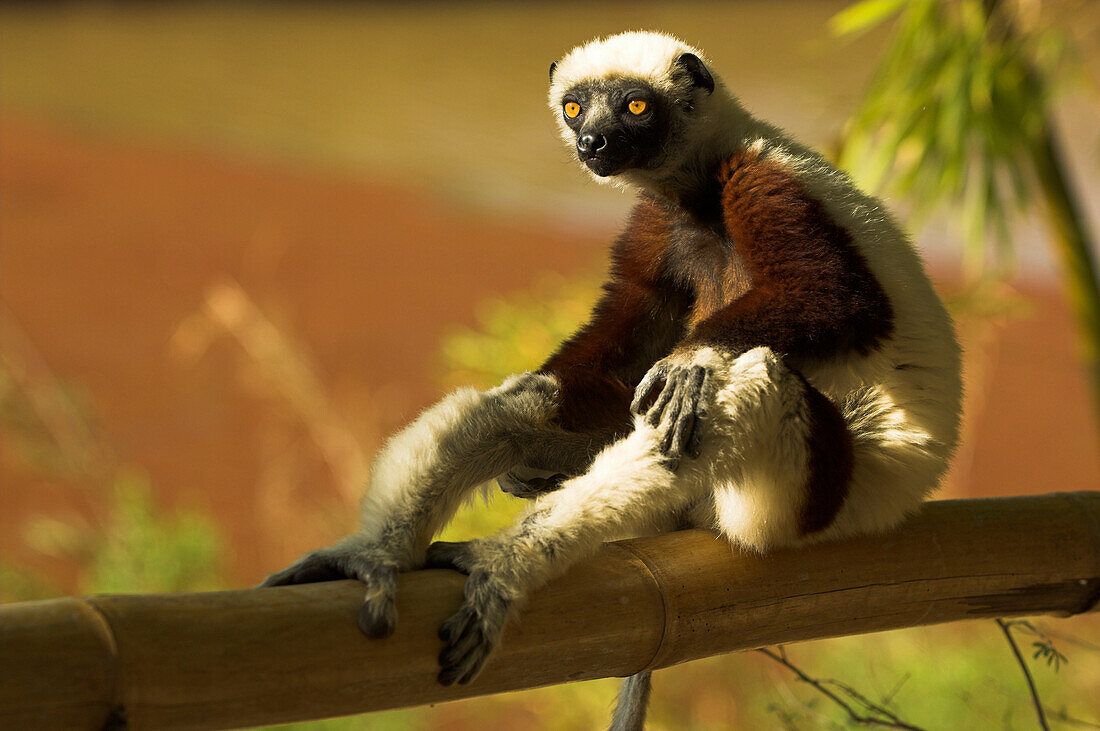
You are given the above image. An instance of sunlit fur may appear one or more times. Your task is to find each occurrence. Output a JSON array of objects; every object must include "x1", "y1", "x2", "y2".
[{"x1": 264, "y1": 31, "x2": 962, "y2": 730}]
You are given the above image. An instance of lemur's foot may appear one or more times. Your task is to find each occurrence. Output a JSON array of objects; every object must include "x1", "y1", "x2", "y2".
[
  {"x1": 436, "y1": 570, "x2": 511, "y2": 685},
  {"x1": 259, "y1": 545, "x2": 400, "y2": 639}
]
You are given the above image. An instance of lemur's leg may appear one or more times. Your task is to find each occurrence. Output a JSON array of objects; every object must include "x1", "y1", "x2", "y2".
[
  {"x1": 424, "y1": 348, "x2": 770, "y2": 685},
  {"x1": 426, "y1": 346, "x2": 854, "y2": 684},
  {"x1": 425, "y1": 413, "x2": 706, "y2": 685},
  {"x1": 638, "y1": 345, "x2": 856, "y2": 551},
  {"x1": 260, "y1": 372, "x2": 588, "y2": 635}
]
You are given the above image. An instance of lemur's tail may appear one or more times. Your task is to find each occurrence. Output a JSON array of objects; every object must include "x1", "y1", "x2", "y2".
[{"x1": 609, "y1": 671, "x2": 653, "y2": 731}]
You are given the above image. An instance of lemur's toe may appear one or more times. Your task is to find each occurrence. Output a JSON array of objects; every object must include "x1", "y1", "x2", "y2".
[
  {"x1": 456, "y1": 641, "x2": 494, "y2": 685},
  {"x1": 437, "y1": 603, "x2": 475, "y2": 643},
  {"x1": 436, "y1": 572, "x2": 510, "y2": 686},
  {"x1": 437, "y1": 618, "x2": 495, "y2": 686}
]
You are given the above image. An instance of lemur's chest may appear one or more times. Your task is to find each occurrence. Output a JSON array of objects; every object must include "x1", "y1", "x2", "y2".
[{"x1": 662, "y1": 211, "x2": 752, "y2": 327}]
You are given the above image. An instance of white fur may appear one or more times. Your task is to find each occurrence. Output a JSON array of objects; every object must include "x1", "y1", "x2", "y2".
[{"x1": 549, "y1": 31, "x2": 701, "y2": 99}]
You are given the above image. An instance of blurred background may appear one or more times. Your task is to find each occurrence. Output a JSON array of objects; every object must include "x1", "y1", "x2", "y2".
[{"x1": 2, "y1": 2, "x2": 1098, "y2": 729}]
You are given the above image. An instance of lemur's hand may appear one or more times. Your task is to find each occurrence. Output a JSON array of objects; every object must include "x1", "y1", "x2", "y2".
[
  {"x1": 259, "y1": 538, "x2": 402, "y2": 640},
  {"x1": 498, "y1": 471, "x2": 568, "y2": 499},
  {"x1": 631, "y1": 352, "x2": 716, "y2": 470}
]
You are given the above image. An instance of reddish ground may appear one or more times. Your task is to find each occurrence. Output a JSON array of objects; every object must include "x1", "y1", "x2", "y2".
[{"x1": 2, "y1": 115, "x2": 1097, "y2": 590}]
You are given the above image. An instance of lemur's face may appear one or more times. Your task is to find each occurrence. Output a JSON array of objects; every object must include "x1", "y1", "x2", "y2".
[
  {"x1": 548, "y1": 34, "x2": 716, "y2": 185},
  {"x1": 557, "y1": 78, "x2": 672, "y2": 177}
]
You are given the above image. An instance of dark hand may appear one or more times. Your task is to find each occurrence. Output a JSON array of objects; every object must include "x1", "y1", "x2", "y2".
[
  {"x1": 631, "y1": 358, "x2": 712, "y2": 471},
  {"x1": 498, "y1": 472, "x2": 568, "y2": 499}
]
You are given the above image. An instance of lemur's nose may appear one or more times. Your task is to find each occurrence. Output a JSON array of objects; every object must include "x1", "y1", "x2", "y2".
[{"x1": 577, "y1": 132, "x2": 607, "y2": 157}]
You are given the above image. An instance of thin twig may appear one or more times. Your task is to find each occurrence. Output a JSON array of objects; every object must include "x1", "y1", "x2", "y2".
[
  {"x1": 1044, "y1": 706, "x2": 1100, "y2": 729},
  {"x1": 881, "y1": 673, "x2": 912, "y2": 707},
  {"x1": 758, "y1": 648, "x2": 928, "y2": 731},
  {"x1": 996, "y1": 619, "x2": 1050, "y2": 731}
]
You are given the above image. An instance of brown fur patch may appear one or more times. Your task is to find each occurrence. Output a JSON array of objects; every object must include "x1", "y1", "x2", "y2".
[
  {"x1": 540, "y1": 203, "x2": 692, "y2": 434},
  {"x1": 797, "y1": 375, "x2": 854, "y2": 534},
  {"x1": 550, "y1": 369, "x2": 634, "y2": 436},
  {"x1": 679, "y1": 149, "x2": 894, "y2": 359}
]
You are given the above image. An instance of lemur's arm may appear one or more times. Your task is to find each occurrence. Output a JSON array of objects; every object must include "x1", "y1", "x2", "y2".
[
  {"x1": 541, "y1": 276, "x2": 687, "y2": 434},
  {"x1": 491, "y1": 219, "x2": 690, "y2": 496},
  {"x1": 536, "y1": 202, "x2": 691, "y2": 437},
  {"x1": 634, "y1": 149, "x2": 894, "y2": 463},
  {"x1": 682, "y1": 150, "x2": 893, "y2": 358},
  {"x1": 492, "y1": 273, "x2": 686, "y2": 497}
]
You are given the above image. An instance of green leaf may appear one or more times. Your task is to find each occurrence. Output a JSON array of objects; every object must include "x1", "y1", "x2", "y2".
[{"x1": 830, "y1": 0, "x2": 907, "y2": 38}]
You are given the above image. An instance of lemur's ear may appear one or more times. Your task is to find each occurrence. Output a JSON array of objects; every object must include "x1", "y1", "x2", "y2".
[
  {"x1": 675, "y1": 53, "x2": 714, "y2": 95},
  {"x1": 549, "y1": 62, "x2": 557, "y2": 82}
]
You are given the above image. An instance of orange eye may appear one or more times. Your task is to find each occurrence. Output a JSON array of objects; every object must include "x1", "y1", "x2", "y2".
[
  {"x1": 564, "y1": 102, "x2": 581, "y2": 119},
  {"x1": 628, "y1": 99, "x2": 648, "y2": 115}
]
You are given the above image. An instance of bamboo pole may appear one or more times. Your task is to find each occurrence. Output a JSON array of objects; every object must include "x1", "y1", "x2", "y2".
[{"x1": 2, "y1": 493, "x2": 1098, "y2": 730}]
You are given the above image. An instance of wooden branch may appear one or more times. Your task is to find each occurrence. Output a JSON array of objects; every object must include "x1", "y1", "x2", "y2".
[{"x1": 2, "y1": 493, "x2": 1098, "y2": 730}]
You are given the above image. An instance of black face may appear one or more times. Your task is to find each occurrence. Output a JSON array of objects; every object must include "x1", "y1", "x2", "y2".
[{"x1": 559, "y1": 79, "x2": 673, "y2": 177}]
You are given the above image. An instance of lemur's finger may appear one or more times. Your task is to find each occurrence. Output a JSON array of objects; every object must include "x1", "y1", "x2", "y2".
[
  {"x1": 668, "y1": 395, "x2": 698, "y2": 464},
  {"x1": 646, "y1": 368, "x2": 684, "y2": 428},
  {"x1": 438, "y1": 608, "x2": 485, "y2": 685},
  {"x1": 258, "y1": 570, "x2": 294, "y2": 588},
  {"x1": 530, "y1": 474, "x2": 569, "y2": 495},
  {"x1": 438, "y1": 623, "x2": 483, "y2": 686},
  {"x1": 660, "y1": 371, "x2": 695, "y2": 461},
  {"x1": 258, "y1": 564, "x2": 302, "y2": 587},
  {"x1": 288, "y1": 564, "x2": 347, "y2": 584},
  {"x1": 437, "y1": 661, "x2": 466, "y2": 686},
  {"x1": 682, "y1": 366, "x2": 707, "y2": 460},
  {"x1": 439, "y1": 631, "x2": 494, "y2": 687},
  {"x1": 499, "y1": 473, "x2": 568, "y2": 499},
  {"x1": 631, "y1": 364, "x2": 668, "y2": 415},
  {"x1": 658, "y1": 374, "x2": 688, "y2": 454},
  {"x1": 440, "y1": 616, "x2": 500, "y2": 686},
  {"x1": 438, "y1": 604, "x2": 476, "y2": 643}
]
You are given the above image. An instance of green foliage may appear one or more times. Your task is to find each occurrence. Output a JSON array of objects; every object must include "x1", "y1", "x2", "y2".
[
  {"x1": 1002, "y1": 619, "x2": 1070, "y2": 673},
  {"x1": 828, "y1": 0, "x2": 905, "y2": 38},
  {"x1": 438, "y1": 273, "x2": 602, "y2": 390},
  {"x1": 80, "y1": 469, "x2": 226, "y2": 594},
  {"x1": 1032, "y1": 640, "x2": 1069, "y2": 672},
  {"x1": 835, "y1": 0, "x2": 1077, "y2": 283},
  {"x1": 8, "y1": 469, "x2": 226, "y2": 599}
]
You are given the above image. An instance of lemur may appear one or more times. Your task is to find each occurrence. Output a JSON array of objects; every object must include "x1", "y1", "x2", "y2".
[{"x1": 262, "y1": 31, "x2": 962, "y2": 730}]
